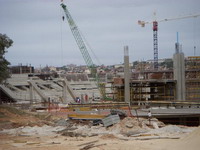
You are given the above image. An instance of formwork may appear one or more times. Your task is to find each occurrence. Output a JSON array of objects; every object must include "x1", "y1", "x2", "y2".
[
  {"x1": 186, "y1": 56, "x2": 200, "y2": 101},
  {"x1": 113, "y1": 79, "x2": 176, "y2": 103}
]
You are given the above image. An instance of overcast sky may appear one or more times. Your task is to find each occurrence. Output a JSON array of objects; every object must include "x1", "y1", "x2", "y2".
[{"x1": 1, "y1": 0, "x2": 200, "y2": 67}]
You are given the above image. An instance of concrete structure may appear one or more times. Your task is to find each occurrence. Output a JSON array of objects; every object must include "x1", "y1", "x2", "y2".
[
  {"x1": 173, "y1": 42, "x2": 186, "y2": 101},
  {"x1": 124, "y1": 46, "x2": 130, "y2": 104},
  {"x1": 0, "y1": 73, "x2": 100, "y2": 104},
  {"x1": 10, "y1": 65, "x2": 34, "y2": 74}
]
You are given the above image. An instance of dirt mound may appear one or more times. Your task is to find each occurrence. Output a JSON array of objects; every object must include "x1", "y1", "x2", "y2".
[
  {"x1": 0, "y1": 105, "x2": 52, "y2": 130},
  {"x1": 168, "y1": 126, "x2": 200, "y2": 150},
  {"x1": 182, "y1": 126, "x2": 200, "y2": 140},
  {"x1": 108, "y1": 117, "x2": 164, "y2": 135},
  {"x1": 109, "y1": 117, "x2": 141, "y2": 133},
  {"x1": 1, "y1": 125, "x2": 66, "y2": 136}
]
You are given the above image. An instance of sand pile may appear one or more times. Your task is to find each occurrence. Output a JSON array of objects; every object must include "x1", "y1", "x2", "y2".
[
  {"x1": 169, "y1": 126, "x2": 200, "y2": 150},
  {"x1": 0, "y1": 105, "x2": 52, "y2": 130},
  {"x1": 147, "y1": 125, "x2": 194, "y2": 137}
]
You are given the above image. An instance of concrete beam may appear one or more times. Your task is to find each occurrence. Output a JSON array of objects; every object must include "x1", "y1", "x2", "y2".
[{"x1": 28, "y1": 80, "x2": 48, "y2": 102}]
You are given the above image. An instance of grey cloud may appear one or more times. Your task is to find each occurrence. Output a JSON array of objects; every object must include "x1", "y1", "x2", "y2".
[{"x1": 1, "y1": 0, "x2": 200, "y2": 67}]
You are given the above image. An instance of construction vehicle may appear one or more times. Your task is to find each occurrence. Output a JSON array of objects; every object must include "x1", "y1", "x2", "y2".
[
  {"x1": 60, "y1": 2, "x2": 96, "y2": 77},
  {"x1": 138, "y1": 13, "x2": 200, "y2": 70},
  {"x1": 60, "y1": 1, "x2": 106, "y2": 99}
]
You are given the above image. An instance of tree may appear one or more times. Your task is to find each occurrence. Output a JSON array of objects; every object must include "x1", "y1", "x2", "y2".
[
  {"x1": 160, "y1": 59, "x2": 173, "y2": 69},
  {"x1": 0, "y1": 33, "x2": 13, "y2": 84}
]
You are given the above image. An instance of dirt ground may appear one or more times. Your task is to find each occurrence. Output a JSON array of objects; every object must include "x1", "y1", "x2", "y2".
[
  {"x1": 0, "y1": 105, "x2": 200, "y2": 150},
  {"x1": 0, "y1": 131, "x2": 198, "y2": 150},
  {"x1": 0, "y1": 134, "x2": 166, "y2": 150}
]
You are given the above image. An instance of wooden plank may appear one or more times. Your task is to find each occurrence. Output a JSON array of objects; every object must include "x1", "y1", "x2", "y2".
[
  {"x1": 135, "y1": 136, "x2": 180, "y2": 140},
  {"x1": 68, "y1": 114, "x2": 106, "y2": 119},
  {"x1": 80, "y1": 143, "x2": 106, "y2": 150}
]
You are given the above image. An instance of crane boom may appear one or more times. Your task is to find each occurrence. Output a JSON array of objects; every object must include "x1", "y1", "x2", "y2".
[
  {"x1": 61, "y1": 3, "x2": 95, "y2": 73},
  {"x1": 138, "y1": 13, "x2": 200, "y2": 27},
  {"x1": 138, "y1": 13, "x2": 200, "y2": 70}
]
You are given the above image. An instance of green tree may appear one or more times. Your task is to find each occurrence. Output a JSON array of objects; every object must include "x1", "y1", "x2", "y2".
[
  {"x1": 160, "y1": 59, "x2": 173, "y2": 69},
  {"x1": 0, "y1": 33, "x2": 13, "y2": 83}
]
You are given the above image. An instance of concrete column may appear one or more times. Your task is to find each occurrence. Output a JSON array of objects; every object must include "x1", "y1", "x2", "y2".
[
  {"x1": 28, "y1": 81, "x2": 33, "y2": 104},
  {"x1": 62, "y1": 80, "x2": 67, "y2": 103},
  {"x1": 20, "y1": 66, "x2": 22, "y2": 74},
  {"x1": 124, "y1": 46, "x2": 130, "y2": 104},
  {"x1": 29, "y1": 66, "x2": 32, "y2": 73},
  {"x1": 173, "y1": 43, "x2": 186, "y2": 101}
]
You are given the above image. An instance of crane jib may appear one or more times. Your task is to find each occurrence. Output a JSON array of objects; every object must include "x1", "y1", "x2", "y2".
[{"x1": 60, "y1": 3, "x2": 95, "y2": 70}]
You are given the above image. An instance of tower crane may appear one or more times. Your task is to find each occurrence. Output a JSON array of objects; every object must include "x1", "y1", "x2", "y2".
[
  {"x1": 60, "y1": 2, "x2": 96, "y2": 77},
  {"x1": 138, "y1": 13, "x2": 200, "y2": 70}
]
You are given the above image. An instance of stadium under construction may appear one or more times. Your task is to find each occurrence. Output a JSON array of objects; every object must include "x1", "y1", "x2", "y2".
[{"x1": 0, "y1": 41, "x2": 200, "y2": 126}]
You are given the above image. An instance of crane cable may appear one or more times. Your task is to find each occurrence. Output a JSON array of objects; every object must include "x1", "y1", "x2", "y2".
[
  {"x1": 79, "y1": 30, "x2": 102, "y2": 66},
  {"x1": 59, "y1": 3, "x2": 64, "y2": 66}
]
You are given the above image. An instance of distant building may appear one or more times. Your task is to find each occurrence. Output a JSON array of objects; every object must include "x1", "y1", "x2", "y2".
[{"x1": 9, "y1": 65, "x2": 34, "y2": 74}]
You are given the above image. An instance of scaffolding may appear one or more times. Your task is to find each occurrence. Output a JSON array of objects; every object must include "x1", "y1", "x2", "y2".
[
  {"x1": 113, "y1": 79, "x2": 176, "y2": 103},
  {"x1": 112, "y1": 56, "x2": 200, "y2": 103},
  {"x1": 186, "y1": 56, "x2": 200, "y2": 79},
  {"x1": 185, "y1": 56, "x2": 200, "y2": 101}
]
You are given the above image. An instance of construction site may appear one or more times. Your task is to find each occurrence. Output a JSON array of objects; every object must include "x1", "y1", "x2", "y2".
[{"x1": 0, "y1": 1, "x2": 200, "y2": 150}]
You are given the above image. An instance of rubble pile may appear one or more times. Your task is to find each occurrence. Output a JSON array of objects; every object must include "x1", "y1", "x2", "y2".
[
  {"x1": 56, "y1": 116, "x2": 167, "y2": 138},
  {"x1": 0, "y1": 105, "x2": 199, "y2": 150},
  {"x1": 0, "y1": 105, "x2": 198, "y2": 144},
  {"x1": 108, "y1": 117, "x2": 165, "y2": 136}
]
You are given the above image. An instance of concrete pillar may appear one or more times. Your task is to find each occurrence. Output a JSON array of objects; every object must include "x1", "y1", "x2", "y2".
[
  {"x1": 20, "y1": 66, "x2": 22, "y2": 74},
  {"x1": 173, "y1": 42, "x2": 186, "y2": 101},
  {"x1": 62, "y1": 80, "x2": 67, "y2": 103},
  {"x1": 124, "y1": 46, "x2": 130, "y2": 104},
  {"x1": 28, "y1": 81, "x2": 33, "y2": 104},
  {"x1": 29, "y1": 65, "x2": 32, "y2": 73}
]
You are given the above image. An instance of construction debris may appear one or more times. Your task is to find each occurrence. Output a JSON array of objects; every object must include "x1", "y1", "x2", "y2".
[
  {"x1": 79, "y1": 143, "x2": 107, "y2": 150},
  {"x1": 134, "y1": 136, "x2": 180, "y2": 140},
  {"x1": 0, "y1": 105, "x2": 199, "y2": 150},
  {"x1": 77, "y1": 140, "x2": 99, "y2": 147},
  {"x1": 110, "y1": 109, "x2": 127, "y2": 119},
  {"x1": 55, "y1": 119, "x2": 69, "y2": 126},
  {"x1": 102, "y1": 114, "x2": 120, "y2": 127}
]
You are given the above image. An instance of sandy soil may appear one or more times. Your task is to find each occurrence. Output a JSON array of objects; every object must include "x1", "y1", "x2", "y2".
[
  {"x1": 1, "y1": 127, "x2": 200, "y2": 150},
  {"x1": 0, "y1": 105, "x2": 200, "y2": 150},
  {"x1": 0, "y1": 133, "x2": 178, "y2": 150}
]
